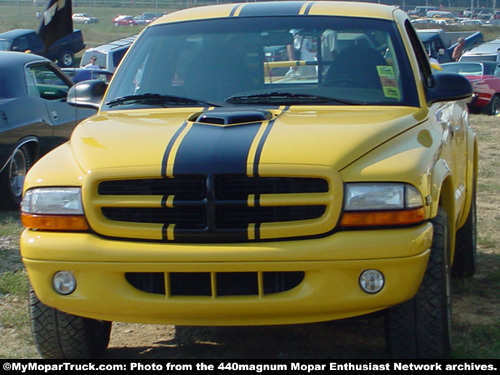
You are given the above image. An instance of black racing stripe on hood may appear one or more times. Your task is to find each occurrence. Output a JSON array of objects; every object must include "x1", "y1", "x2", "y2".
[
  {"x1": 252, "y1": 118, "x2": 277, "y2": 177},
  {"x1": 161, "y1": 121, "x2": 188, "y2": 177},
  {"x1": 172, "y1": 122, "x2": 262, "y2": 176}
]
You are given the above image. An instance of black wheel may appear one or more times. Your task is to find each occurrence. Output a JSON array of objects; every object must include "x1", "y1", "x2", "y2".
[
  {"x1": 384, "y1": 208, "x2": 452, "y2": 359},
  {"x1": 0, "y1": 145, "x2": 33, "y2": 209},
  {"x1": 484, "y1": 95, "x2": 500, "y2": 116},
  {"x1": 30, "y1": 287, "x2": 111, "y2": 359},
  {"x1": 59, "y1": 50, "x2": 74, "y2": 67},
  {"x1": 452, "y1": 187, "x2": 477, "y2": 278}
]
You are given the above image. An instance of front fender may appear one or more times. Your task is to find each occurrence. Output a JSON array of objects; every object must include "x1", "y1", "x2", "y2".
[
  {"x1": 429, "y1": 158, "x2": 451, "y2": 219},
  {"x1": 23, "y1": 142, "x2": 86, "y2": 193},
  {"x1": 456, "y1": 127, "x2": 478, "y2": 230}
]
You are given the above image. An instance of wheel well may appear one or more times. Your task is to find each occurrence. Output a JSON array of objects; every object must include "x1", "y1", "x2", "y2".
[
  {"x1": 436, "y1": 176, "x2": 456, "y2": 263},
  {"x1": 20, "y1": 140, "x2": 39, "y2": 164}
]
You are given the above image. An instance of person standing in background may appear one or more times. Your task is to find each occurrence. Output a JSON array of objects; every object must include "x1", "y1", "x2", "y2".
[{"x1": 452, "y1": 37, "x2": 466, "y2": 61}]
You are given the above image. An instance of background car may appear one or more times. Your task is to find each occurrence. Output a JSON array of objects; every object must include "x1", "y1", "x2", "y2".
[
  {"x1": 72, "y1": 13, "x2": 99, "y2": 24},
  {"x1": 0, "y1": 52, "x2": 96, "y2": 208},
  {"x1": 113, "y1": 15, "x2": 135, "y2": 26},
  {"x1": 441, "y1": 61, "x2": 500, "y2": 115},
  {"x1": 62, "y1": 67, "x2": 113, "y2": 83},
  {"x1": 460, "y1": 19, "x2": 485, "y2": 26},
  {"x1": 132, "y1": 15, "x2": 151, "y2": 25},
  {"x1": 79, "y1": 34, "x2": 137, "y2": 73}
]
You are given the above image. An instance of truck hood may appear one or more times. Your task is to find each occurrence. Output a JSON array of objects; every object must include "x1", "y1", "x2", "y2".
[{"x1": 70, "y1": 106, "x2": 424, "y2": 177}]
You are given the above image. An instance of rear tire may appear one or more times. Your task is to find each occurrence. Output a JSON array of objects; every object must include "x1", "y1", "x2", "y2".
[
  {"x1": 385, "y1": 208, "x2": 452, "y2": 359},
  {"x1": 58, "y1": 50, "x2": 74, "y2": 67},
  {"x1": 484, "y1": 95, "x2": 500, "y2": 116},
  {"x1": 30, "y1": 287, "x2": 111, "y2": 359},
  {"x1": 0, "y1": 145, "x2": 33, "y2": 209},
  {"x1": 452, "y1": 187, "x2": 477, "y2": 278}
]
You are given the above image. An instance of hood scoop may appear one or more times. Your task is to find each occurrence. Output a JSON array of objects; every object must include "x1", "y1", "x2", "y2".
[{"x1": 192, "y1": 109, "x2": 272, "y2": 125}]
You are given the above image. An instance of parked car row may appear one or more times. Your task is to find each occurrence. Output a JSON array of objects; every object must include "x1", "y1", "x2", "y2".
[
  {"x1": 113, "y1": 12, "x2": 164, "y2": 26},
  {"x1": 72, "y1": 13, "x2": 99, "y2": 24}
]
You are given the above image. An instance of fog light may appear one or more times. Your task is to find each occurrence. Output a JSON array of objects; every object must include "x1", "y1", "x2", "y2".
[
  {"x1": 359, "y1": 269, "x2": 384, "y2": 294},
  {"x1": 52, "y1": 271, "x2": 76, "y2": 295}
]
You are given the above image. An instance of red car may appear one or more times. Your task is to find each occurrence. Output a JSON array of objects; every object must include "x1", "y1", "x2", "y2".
[
  {"x1": 441, "y1": 61, "x2": 500, "y2": 115},
  {"x1": 113, "y1": 15, "x2": 135, "y2": 26}
]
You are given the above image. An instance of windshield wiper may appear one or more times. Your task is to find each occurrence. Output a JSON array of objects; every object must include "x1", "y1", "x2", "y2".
[
  {"x1": 226, "y1": 92, "x2": 361, "y2": 105},
  {"x1": 106, "y1": 93, "x2": 220, "y2": 108}
]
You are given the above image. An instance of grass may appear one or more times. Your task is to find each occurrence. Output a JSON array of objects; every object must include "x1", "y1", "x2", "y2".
[{"x1": 0, "y1": 270, "x2": 27, "y2": 296}]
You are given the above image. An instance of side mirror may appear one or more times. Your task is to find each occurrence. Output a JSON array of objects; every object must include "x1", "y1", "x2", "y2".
[
  {"x1": 67, "y1": 79, "x2": 107, "y2": 110},
  {"x1": 426, "y1": 72, "x2": 472, "y2": 106}
]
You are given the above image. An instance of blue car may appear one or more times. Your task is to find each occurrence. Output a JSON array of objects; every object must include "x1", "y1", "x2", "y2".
[{"x1": 0, "y1": 52, "x2": 96, "y2": 208}]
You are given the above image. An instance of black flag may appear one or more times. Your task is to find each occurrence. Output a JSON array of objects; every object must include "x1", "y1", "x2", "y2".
[{"x1": 38, "y1": 0, "x2": 73, "y2": 53}]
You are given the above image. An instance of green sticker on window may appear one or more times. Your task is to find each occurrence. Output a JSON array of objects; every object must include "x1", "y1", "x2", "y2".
[
  {"x1": 377, "y1": 66, "x2": 395, "y2": 77},
  {"x1": 383, "y1": 87, "x2": 401, "y2": 98},
  {"x1": 377, "y1": 66, "x2": 399, "y2": 99}
]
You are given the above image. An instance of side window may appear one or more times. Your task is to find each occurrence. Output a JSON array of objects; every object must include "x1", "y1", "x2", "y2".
[
  {"x1": 12, "y1": 37, "x2": 29, "y2": 51},
  {"x1": 25, "y1": 69, "x2": 40, "y2": 97},
  {"x1": 112, "y1": 48, "x2": 129, "y2": 69},
  {"x1": 25, "y1": 64, "x2": 71, "y2": 100},
  {"x1": 494, "y1": 64, "x2": 500, "y2": 78},
  {"x1": 404, "y1": 20, "x2": 432, "y2": 87}
]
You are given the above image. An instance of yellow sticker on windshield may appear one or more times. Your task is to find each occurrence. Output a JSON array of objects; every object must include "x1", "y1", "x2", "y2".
[{"x1": 377, "y1": 66, "x2": 400, "y2": 99}]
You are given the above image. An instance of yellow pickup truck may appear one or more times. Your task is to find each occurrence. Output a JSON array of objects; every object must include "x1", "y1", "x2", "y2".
[{"x1": 20, "y1": 1, "x2": 477, "y2": 359}]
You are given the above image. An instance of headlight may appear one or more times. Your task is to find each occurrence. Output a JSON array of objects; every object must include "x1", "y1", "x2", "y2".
[
  {"x1": 340, "y1": 183, "x2": 425, "y2": 227},
  {"x1": 21, "y1": 187, "x2": 89, "y2": 231}
]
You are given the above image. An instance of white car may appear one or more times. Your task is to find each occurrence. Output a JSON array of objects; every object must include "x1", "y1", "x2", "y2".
[
  {"x1": 460, "y1": 19, "x2": 484, "y2": 26},
  {"x1": 72, "y1": 13, "x2": 99, "y2": 24}
]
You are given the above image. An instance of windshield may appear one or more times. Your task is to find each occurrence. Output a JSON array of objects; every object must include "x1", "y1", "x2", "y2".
[
  {"x1": 0, "y1": 40, "x2": 10, "y2": 51},
  {"x1": 103, "y1": 15, "x2": 418, "y2": 110},
  {"x1": 441, "y1": 63, "x2": 484, "y2": 76}
]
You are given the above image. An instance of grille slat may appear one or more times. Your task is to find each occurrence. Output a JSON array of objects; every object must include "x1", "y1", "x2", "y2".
[
  {"x1": 102, "y1": 207, "x2": 206, "y2": 226},
  {"x1": 99, "y1": 176, "x2": 205, "y2": 198},
  {"x1": 216, "y1": 205, "x2": 325, "y2": 228},
  {"x1": 125, "y1": 271, "x2": 305, "y2": 297},
  {"x1": 216, "y1": 176, "x2": 328, "y2": 199}
]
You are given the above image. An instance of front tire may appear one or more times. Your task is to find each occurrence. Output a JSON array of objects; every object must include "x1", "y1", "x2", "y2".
[
  {"x1": 0, "y1": 145, "x2": 33, "y2": 209},
  {"x1": 385, "y1": 208, "x2": 452, "y2": 359},
  {"x1": 30, "y1": 287, "x2": 111, "y2": 359},
  {"x1": 58, "y1": 50, "x2": 74, "y2": 67}
]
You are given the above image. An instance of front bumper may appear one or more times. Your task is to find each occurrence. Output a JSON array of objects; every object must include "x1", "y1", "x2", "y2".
[{"x1": 21, "y1": 223, "x2": 432, "y2": 325}]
